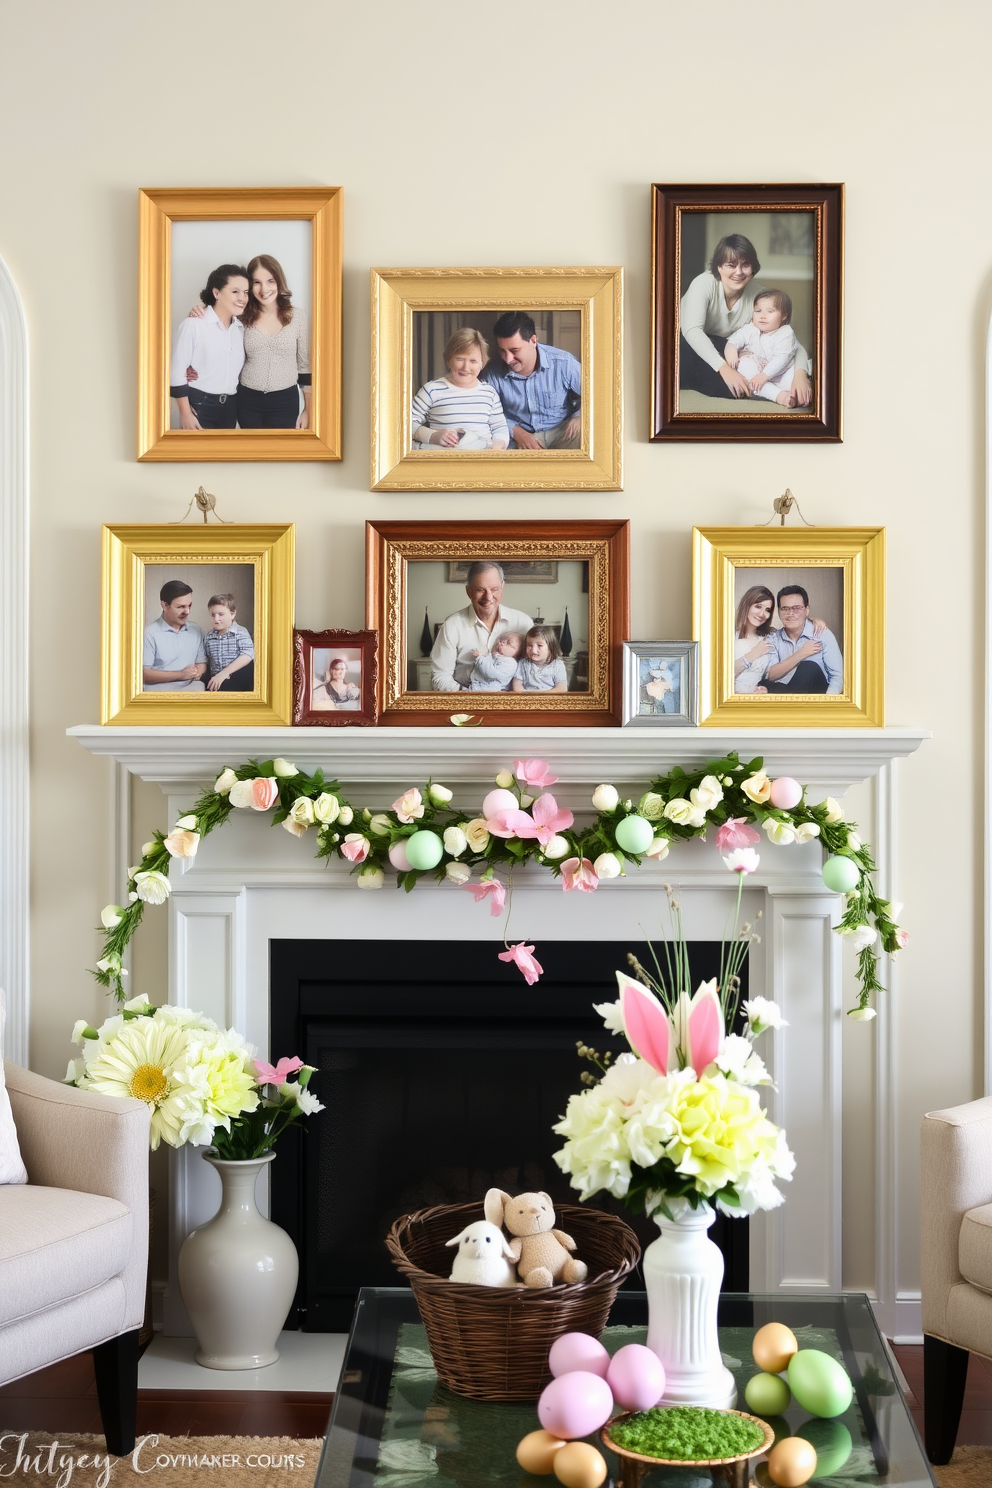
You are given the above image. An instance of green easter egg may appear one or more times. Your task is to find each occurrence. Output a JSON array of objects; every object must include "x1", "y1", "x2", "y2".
[
  {"x1": 787, "y1": 1350, "x2": 854, "y2": 1419},
  {"x1": 797, "y1": 1419, "x2": 853, "y2": 1478},
  {"x1": 614, "y1": 815, "x2": 655, "y2": 855},
  {"x1": 744, "y1": 1372, "x2": 792, "y2": 1416},
  {"x1": 405, "y1": 830, "x2": 444, "y2": 871},
  {"x1": 821, "y1": 856, "x2": 860, "y2": 893}
]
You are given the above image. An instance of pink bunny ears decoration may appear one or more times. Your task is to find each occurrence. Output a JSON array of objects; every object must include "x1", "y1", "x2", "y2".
[{"x1": 618, "y1": 970, "x2": 723, "y2": 1076}]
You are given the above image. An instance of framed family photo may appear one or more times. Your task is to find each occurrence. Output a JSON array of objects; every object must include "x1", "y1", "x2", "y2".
[
  {"x1": 622, "y1": 641, "x2": 698, "y2": 727},
  {"x1": 652, "y1": 184, "x2": 843, "y2": 442},
  {"x1": 137, "y1": 187, "x2": 342, "y2": 461},
  {"x1": 366, "y1": 519, "x2": 629, "y2": 725},
  {"x1": 101, "y1": 524, "x2": 294, "y2": 725},
  {"x1": 693, "y1": 526, "x2": 884, "y2": 727},
  {"x1": 370, "y1": 267, "x2": 623, "y2": 491},
  {"x1": 292, "y1": 629, "x2": 378, "y2": 727}
]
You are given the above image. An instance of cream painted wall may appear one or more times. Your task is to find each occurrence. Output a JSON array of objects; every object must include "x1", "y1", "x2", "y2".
[{"x1": 2, "y1": 2, "x2": 984, "y2": 1309}]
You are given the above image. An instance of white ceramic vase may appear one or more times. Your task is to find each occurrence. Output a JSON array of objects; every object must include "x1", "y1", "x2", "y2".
[
  {"x1": 644, "y1": 1198, "x2": 737, "y2": 1409},
  {"x1": 178, "y1": 1151, "x2": 299, "y2": 1369}
]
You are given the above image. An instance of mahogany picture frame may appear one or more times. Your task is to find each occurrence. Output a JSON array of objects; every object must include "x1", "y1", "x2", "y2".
[{"x1": 292, "y1": 629, "x2": 378, "y2": 727}]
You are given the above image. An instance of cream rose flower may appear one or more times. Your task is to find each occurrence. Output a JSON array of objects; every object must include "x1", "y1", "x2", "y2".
[
  {"x1": 368, "y1": 813, "x2": 393, "y2": 836},
  {"x1": 645, "y1": 836, "x2": 670, "y2": 860},
  {"x1": 464, "y1": 818, "x2": 491, "y2": 853},
  {"x1": 392, "y1": 788, "x2": 425, "y2": 824},
  {"x1": 663, "y1": 798, "x2": 706, "y2": 829},
  {"x1": 543, "y1": 835, "x2": 570, "y2": 860},
  {"x1": 764, "y1": 819, "x2": 797, "y2": 846},
  {"x1": 840, "y1": 923, "x2": 878, "y2": 953},
  {"x1": 445, "y1": 860, "x2": 472, "y2": 885},
  {"x1": 272, "y1": 758, "x2": 298, "y2": 778},
  {"x1": 214, "y1": 768, "x2": 237, "y2": 796},
  {"x1": 443, "y1": 826, "x2": 468, "y2": 858},
  {"x1": 849, "y1": 1007, "x2": 877, "y2": 1022},
  {"x1": 229, "y1": 779, "x2": 255, "y2": 810},
  {"x1": 742, "y1": 773, "x2": 772, "y2": 804},
  {"x1": 356, "y1": 866, "x2": 385, "y2": 890},
  {"x1": 337, "y1": 805, "x2": 354, "y2": 826},
  {"x1": 593, "y1": 852, "x2": 622, "y2": 880},
  {"x1": 101, "y1": 905, "x2": 124, "y2": 928},
  {"x1": 133, "y1": 870, "x2": 171, "y2": 904},
  {"x1": 282, "y1": 798, "x2": 315, "y2": 837},
  {"x1": 313, "y1": 793, "x2": 340, "y2": 825},
  {"x1": 821, "y1": 797, "x2": 845, "y2": 823},
  {"x1": 429, "y1": 783, "x2": 453, "y2": 806},
  {"x1": 794, "y1": 822, "x2": 821, "y2": 844},
  {"x1": 164, "y1": 827, "x2": 200, "y2": 859},
  {"x1": 638, "y1": 792, "x2": 665, "y2": 821},
  {"x1": 692, "y1": 775, "x2": 724, "y2": 811},
  {"x1": 494, "y1": 769, "x2": 515, "y2": 790},
  {"x1": 592, "y1": 784, "x2": 619, "y2": 813}
]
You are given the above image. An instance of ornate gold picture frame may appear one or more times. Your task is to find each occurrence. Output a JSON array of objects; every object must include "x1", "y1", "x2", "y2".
[
  {"x1": 101, "y1": 524, "x2": 294, "y2": 725},
  {"x1": 137, "y1": 187, "x2": 342, "y2": 461},
  {"x1": 366, "y1": 519, "x2": 629, "y2": 725},
  {"x1": 370, "y1": 267, "x2": 623, "y2": 490},
  {"x1": 693, "y1": 526, "x2": 884, "y2": 726}
]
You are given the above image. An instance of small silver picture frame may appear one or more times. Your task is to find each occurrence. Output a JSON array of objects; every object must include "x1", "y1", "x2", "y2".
[{"x1": 622, "y1": 640, "x2": 698, "y2": 727}]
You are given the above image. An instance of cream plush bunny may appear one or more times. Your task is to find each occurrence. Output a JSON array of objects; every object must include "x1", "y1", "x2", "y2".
[
  {"x1": 445, "y1": 1219, "x2": 518, "y2": 1286},
  {"x1": 484, "y1": 1188, "x2": 588, "y2": 1288}
]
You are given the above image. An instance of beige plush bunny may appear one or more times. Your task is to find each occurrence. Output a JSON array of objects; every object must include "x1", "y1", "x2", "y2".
[{"x1": 484, "y1": 1188, "x2": 588, "y2": 1288}]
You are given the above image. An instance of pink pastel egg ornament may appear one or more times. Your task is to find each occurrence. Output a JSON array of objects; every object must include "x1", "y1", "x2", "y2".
[
  {"x1": 605, "y1": 1344, "x2": 666, "y2": 1411},
  {"x1": 769, "y1": 777, "x2": 803, "y2": 811},
  {"x1": 388, "y1": 841, "x2": 411, "y2": 872},
  {"x1": 549, "y1": 1332, "x2": 610, "y2": 1380},
  {"x1": 538, "y1": 1371, "x2": 614, "y2": 1440},
  {"x1": 482, "y1": 788, "x2": 519, "y2": 819}
]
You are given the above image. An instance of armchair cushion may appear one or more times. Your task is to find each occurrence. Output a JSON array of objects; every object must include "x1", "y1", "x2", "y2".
[
  {"x1": 0, "y1": 1185, "x2": 131, "y2": 1326},
  {"x1": 960, "y1": 1203, "x2": 992, "y2": 1295}
]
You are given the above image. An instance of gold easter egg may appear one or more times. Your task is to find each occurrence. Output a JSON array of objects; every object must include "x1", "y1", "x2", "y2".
[
  {"x1": 767, "y1": 1437, "x2": 818, "y2": 1488},
  {"x1": 515, "y1": 1430, "x2": 567, "y2": 1475},
  {"x1": 753, "y1": 1322, "x2": 799, "y2": 1376},
  {"x1": 552, "y1": 1442, "x2": 608, "y2": 1488}
]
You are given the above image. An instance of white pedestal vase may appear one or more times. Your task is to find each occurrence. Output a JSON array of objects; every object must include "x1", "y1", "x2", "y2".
[
  {"x1": 178, "y1": 1151, "x2": 299, "y2": 1369},
  {"x1": 644, "y1": 1199, "x2": 737, "y2": 1409}
]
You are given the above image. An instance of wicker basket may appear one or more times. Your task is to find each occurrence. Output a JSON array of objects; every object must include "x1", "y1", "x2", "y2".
[{"x1": 386, "y1": 1200, "x2": 641, "y2": 1401}]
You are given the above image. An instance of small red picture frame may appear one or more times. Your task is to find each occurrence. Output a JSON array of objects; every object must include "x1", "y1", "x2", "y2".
[{"x1": 292, "y1": 629, "x2": 378, "y2": 726}]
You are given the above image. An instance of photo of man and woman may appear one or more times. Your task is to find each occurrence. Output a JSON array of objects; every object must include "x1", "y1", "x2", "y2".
[
  {"x1": 410, "y1": 309, "x2": 582, "y2": 452},
  {"x1": 142, "y1": 564, "x2": 255, "y2": 694},
  {"x1": 734, "y1": 567, "x2": 844, "y2": 696}
]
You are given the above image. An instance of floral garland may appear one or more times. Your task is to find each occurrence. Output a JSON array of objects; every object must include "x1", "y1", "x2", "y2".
[{"x1": 94, "y1": 750, "x2": 906, "y2": 1017}]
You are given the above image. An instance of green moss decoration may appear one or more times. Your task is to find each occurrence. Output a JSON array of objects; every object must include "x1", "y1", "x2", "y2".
[{"x1": 609, "y1": 1406, "x2": 766, "y2": 1461}]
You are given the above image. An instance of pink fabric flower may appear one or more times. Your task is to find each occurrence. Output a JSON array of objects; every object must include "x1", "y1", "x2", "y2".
[
  {"x1": 341, "y1": 833, "x2": 371, "y2": 863},
  {"x1": 392, "y1": 787, "x2": 425, "y2": 824},
  {"x1": 486, "y1": 808, "x2": 528, "y2": 839},
  {"x1": 254, "y1": 1055, "x2": 304, "y2": 1085},
  {"x1": 561, "y1": 857, "x2": 599, "y2": 893},
  {"x1": 498, "y1": 942, "x2": 544, "y2": 985},
  {"x1": 514, "y1": 758, "x2": 559, "y2": 789},
  {"x1": 250, "y1": 777, "x2": 280, "y2": 811},
  {"x1": 715, "y1": 817, "x2": 761, "y2": 850},
  {"x1": 491, "y1": 793, "x2": 575, "y2": 846},
  {"x1": 464, "y1": 878, "x2": 507, "y2": 916},
  {"x1": 894, "y1": 929, "x2": 910, "y2": 949}
]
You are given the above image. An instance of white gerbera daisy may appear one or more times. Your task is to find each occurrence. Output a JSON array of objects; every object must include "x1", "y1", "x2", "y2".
[{"x1": 83, "y1": 1017, "x2": 204, "y2": 1150}]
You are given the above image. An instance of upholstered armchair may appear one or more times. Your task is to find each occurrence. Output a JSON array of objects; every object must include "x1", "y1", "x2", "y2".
[
  {"x1": 0, "y1": 1063, "x2": 149, "y2": 1454},
  {"x1": 920, "y1": 1095, "x2": 992, "y2": 1463}
]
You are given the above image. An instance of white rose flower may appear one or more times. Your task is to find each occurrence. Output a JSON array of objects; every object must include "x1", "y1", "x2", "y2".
[
  {"x1": 794, "y1": 822, "x2": 821, "y2": 843},
  {"x1": 214, "y1": 768, "x2": 238, "y2": 795},
  {"x1": 543, "y1": 834, "x2": 570, "y2": 860},
  {"x1": 356, "y1": 866, "x2": 385, "y2": 890},
  {"x1": 445, "y1": 860, "x2": 472, "y2": 885},
  {"x1": 840, "y1": 923, "x2": 878, "y2": 953},
  {"x1": 849, "y1": 1007, "x2": 877, "y2": 1022},
  {"x1": 289, "y1": 797, "x2": 315, "y2": 829},
  {"x1": 443, "y1": 826, "x2": 468, "y2": 858},
  {"x1": 663, "y1": 798, "x2": 706, "y2": 828},
  {"x1": 494, "y1": 769, "x2": 515, "y2": 790},
  {"x1": 464, "y1": 818, "x2": 491, "y2": 853},
  {"x1": 692, "y1": 775, "x2": 724, "y2": 811},
  {"x1": 742, "y1": 773, "x2": 772, "y2": 804},
  {"x1": 313, "y1": 793, "x2": 340, "y2": 825},
  {"x1": 369, "y1": 813, "x2": 393, "y2": 836},
  {"x1": 592, "y1": 784, "x2": 619, "y2": 813},
  {"x1": 638, "y1": 792, "x2": 665, "y2": 821},
  {"x1": 101, "y1": 905, "x2": 124, "y2": 928},
  {"x1": 821, "y1": 797, "x2": 845, "y2": 823},
  {"x1": 593, "y1": 852, "x2": 622, "y2": 880},
  {"x1": 272, "y1": 758, "x2": 298, "y2": 778},
  {"x1": 229, "y1": 780, "x2": 255, "y2": 809},
  {"x1": 282, "y1": 817, "x2": 307, "y2": 838},
  {"x1": 429, "y1": 783, "x2": 453, "y2": 805},
  {"x1": 645, "y1": 836, "x2": 670, "y2": 860},
  {"x1": 133, "y1": 870, "x2": 171, "y2": 904},
  {"x1": 847, "y1": 832, "x2": 862, "y2": 852},
  {"x1": 764, "y1": 819, "x2": 797, "y2": 846},
  {"x1": 337, "y1": 805, "x2": 354, "y2": 826},
  {"x1": 140, "y1": 842, "x2": 157, "y2": 859},
  {"x1": 95, "y1": 953, "x2": 124, "y2": 975}
]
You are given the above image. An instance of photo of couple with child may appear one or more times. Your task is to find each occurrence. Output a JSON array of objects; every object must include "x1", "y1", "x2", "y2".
[
  {"x1": 410, "y1": 310, "x2": 581, "y2": 452},
  {"x1": 142, "y1": 573, "x2": 255, "y2": 693}
]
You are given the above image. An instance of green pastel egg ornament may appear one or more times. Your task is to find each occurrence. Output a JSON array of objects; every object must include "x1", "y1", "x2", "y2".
[
  {"x1": 821, "y1": 855, "x2": 861, "y2": 894},
  {"x1": 744, "y1": 1372, "x2": 792, "y2": 1416},
  {"x1": 614, "y1": 814, "x2": 655, "y2": 855},
  {"x1": 797, "y1": 1419, "x2": 853, "y2": 1478},
  {"x1": 405, "y1": 830, "x2": 444, "y2": 871},
  {"x1": 787, "y1": 1349, "x2": 854, "y2": 1419}
]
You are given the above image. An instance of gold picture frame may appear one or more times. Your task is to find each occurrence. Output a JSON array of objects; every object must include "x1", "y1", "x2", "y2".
[
  {"x1": 137, "y1": 187, "x2": 342, "y2": 461},
  {"x1": 101, "y1": 524, "x2": 295, "y2": 725},
  {"x1": 693, "y1": 526, "x2": 884, "y2": 727},
  {"x1": 366, "y1": 519, "x2": 629, "y2": 725},
  {"x1": 370, "y1": 267, "x2": 623, "y2": 491}
]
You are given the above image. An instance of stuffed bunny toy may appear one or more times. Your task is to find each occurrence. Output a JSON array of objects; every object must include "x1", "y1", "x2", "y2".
[
  {"x1": 445, "y1": 1219, "x2": 518, "y2": 1286},
  {"x1": 484, "y1": 1188, "x2": 588, "y2": 1288}
]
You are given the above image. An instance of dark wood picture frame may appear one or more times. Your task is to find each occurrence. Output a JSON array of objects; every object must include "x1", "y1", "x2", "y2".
[
  {"x1": 292, "y1": 629, "x2": 378, "y2": 726},
  {"x1": 365, "y1": 519, "x2": 629, "y2": 727},
  {"x1": 651, "y1": 183, "x2": 843, "y2": 442}
]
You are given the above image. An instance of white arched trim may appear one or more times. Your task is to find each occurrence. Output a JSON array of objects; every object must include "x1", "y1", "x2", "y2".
[{"x1": 0, "y1": 253, "x2": 29, "y2": 1063}]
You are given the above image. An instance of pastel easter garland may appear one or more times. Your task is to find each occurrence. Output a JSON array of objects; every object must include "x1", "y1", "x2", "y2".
[{"x1": 93, "y1": 750, "x2": 905, "y2": 1017}]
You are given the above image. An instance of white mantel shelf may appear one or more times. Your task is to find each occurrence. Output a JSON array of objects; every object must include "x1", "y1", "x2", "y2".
[{"x1": 69, "y1": 724, "x2": 928, "y2": 800}]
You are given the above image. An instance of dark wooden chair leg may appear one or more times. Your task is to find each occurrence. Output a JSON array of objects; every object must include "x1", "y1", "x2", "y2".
[
  {"x1": 92, "y1": 1328, "x2": 140, "y2": 1456},
  {"x1": 923, "y1": 1333, "x2": 970, "y2": 1465}
]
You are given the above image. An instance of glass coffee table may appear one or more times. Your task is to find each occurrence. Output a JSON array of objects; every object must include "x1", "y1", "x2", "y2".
[{"x1": 317, "y1": 1288, "x2": 936, "y2": 1487}]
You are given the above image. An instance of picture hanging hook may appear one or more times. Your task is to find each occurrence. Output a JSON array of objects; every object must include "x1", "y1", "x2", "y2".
[
  {"x1": 174, "y1": 486, "x2": 230, "y2": 524},
  {"x1": 761, "y1": 489, "x2": 815, "y2": 527}
]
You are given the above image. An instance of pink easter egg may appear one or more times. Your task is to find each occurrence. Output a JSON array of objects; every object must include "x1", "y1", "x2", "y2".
[
  {"x1": 538, "y1": 1372, "x2": 614, "y2": 1441},
  {"x1": 605, "y1": 1344, "x2": 666, "y2": 1411},
  {"x1": 482, "y1": 788, "x2": 519, "y2": 819},
  {"x1": 769, "y1": 776, "x2": 803, "y2": 810},
  {"x1": 387, "y1": 841, "x2": 411, "y2": 872},
  {"x1": 549, "y1": 1332, "x2": 610, "y2": 1380}
]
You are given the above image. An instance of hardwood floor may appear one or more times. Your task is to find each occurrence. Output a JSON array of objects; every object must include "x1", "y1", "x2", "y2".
[{"x1": 891, "y1": 1342, "x2": 992, "y2": 1448}]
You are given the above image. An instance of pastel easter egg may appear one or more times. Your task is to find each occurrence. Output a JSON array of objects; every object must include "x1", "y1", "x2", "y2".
[
  {"x1": 482, "y1": 788, "x2": 519, "y2": 819},
  {"x1": 605, "y1": 1343, "x2": 665, "y2": 1411},
  {"x1": 821, "y1": 855, "x2": 861, "y2": 893},
  {"x1": 767, "y1": 1438, "x2": 818, "y2": 1488},
  {"x1": 769, "y1": 777, "x2": 803, "y2": 810},
  {"x1": 404, "y1": 830, "x2": 443, "y2": 871},
  {"x1": 744, "y1": 1371, "x2": 792, "y2": 1416},
  {"x1": 797, "y1": 1419, "x2": 853, "y2": 1478},
  {"x1": 516, "y1": 1430, "x2": 568, "y2": 1475},
  {"x1": 752, "y1": 1322, "x2": 798, "y2": 1375},
  {"x1": 614, "y1": 815, "x2": 655, "y2": 855},
  {"x1": 387, "y1": 840, "x2": 411, "y2": 872},
  {"x1": 787, "y1": 1350, "x2": 854, "y2": 1419},
  {"x1": 537, "y1": 1371, "x2": 614, "y2": 1441},
  {"x1": 548, "y1": 1332, "x2": 610, "y2": 1380},
  {"x1": 552, "y1": 1442, "x2": 608, "y2": 1488}
]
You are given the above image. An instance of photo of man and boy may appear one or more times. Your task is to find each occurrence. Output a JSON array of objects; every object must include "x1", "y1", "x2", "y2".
[
  {"x1": 142, "y1": 567, "x2": 255, "y2": 693},
  {"x1": 733, "y1": 568, "x2": 844, "y2": 696}
]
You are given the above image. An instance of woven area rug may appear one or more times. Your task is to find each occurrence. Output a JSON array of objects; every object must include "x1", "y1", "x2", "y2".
[
  {"x1": 0, "y1": 1435, "x2": 323, "y2": 1488},
  {"x1": 934, "y1": 1446, "x2": 992, "y2": 1487}
]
